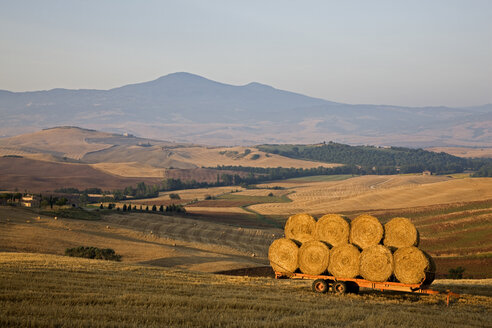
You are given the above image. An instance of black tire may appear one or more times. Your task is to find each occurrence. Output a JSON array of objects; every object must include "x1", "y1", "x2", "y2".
[
  {"x1": 312, "y1": 279, "x2": 329, "y2": 293},
  {"x1": 333, "y1": 281, "x2": 348, "y2": 294}
]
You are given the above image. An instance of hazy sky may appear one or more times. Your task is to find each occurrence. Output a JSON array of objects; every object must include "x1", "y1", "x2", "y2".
[{"x1": 1, "y1": 0, "x2": 491, "y2": 107}]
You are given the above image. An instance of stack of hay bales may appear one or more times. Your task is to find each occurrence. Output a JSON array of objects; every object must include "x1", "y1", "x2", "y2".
[{"x1": 268, "y1": 213, "x2": 435, "y2": 285}]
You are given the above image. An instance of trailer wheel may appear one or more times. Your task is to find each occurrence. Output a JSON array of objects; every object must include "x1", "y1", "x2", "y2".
[
  {"x1": 312, "y1": 279, "x2": 329, "y2": 293},
  {"x1": 333, "y1": 282, "x2": 347, "y2": 294}
]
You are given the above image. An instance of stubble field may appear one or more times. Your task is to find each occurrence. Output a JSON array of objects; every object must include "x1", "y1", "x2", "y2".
[{"x1": 0, "y1": 253, "x2": 491, "y2": 328}]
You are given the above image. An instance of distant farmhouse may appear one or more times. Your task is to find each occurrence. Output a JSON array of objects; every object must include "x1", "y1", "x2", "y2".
[{"x1": 21, "y1": 194, "x2": 39, "y2": 207}]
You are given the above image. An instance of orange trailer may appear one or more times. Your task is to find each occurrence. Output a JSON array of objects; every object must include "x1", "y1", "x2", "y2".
[{"x1": 275, "y1": 271, "x2": 459, "y2": 306}]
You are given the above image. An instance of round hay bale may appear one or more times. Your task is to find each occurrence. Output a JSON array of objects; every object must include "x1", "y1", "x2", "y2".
[
  {"x1": 384, "y1": 217, "x2": 419, "y2": 248},
  {"x1": 315, "y1": 214, "x2": 350, "y2": 247},
  {"x1": 394, "y1": 246, "x2": 436, "y2": 284},
  {"x1": 359, "y1": 245, "x2": 394, "y2": 282},
  {"x1": 298, "y1": 240, "x2": 330, "y2": 275},
  {"x1": 349, "y1": 214, "x2": 383, "y2": 249},
  {"x1": 284, "y1": 213, "x2": 316, "y2": 244},
  {"x1": 268, "y1": 238, "x2": 299, "y2": 273},
  {"x1": 328, "y1": 244, "x2": 360, "y2": 278}
]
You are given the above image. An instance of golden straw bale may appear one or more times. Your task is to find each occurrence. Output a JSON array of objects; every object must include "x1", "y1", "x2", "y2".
[
  {"x1": 284, "y1": 213, "x2": 316, "y2": 244},
  {"x1": 359, "y1": 245, "x2": 394, "y2": 282},
  {"x1": 393, "y1": 246, "x2": 436, "y2": 284},
  {"x1": 384, "y1": 217, "x2": 419, "y2": 248},
  {"x1": 268, "y1": 238, "x2": 299, "y2": 273},
  {"x1": 298, "y1": 240, "x2": 330, "y2": 275},
  {"x1": 315, "y1": 214, "x2": 350, "y2": 247},
  {"x1": 328, "y1": 244, "x2": 360, "y2": 278},
  {"x1": 349, "y1": 214, "x2": 383, "y2": 249}
]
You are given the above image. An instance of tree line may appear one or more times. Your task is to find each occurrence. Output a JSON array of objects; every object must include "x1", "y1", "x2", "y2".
[
  {"x1": 102, "y1": 202, "x2": 186, "y2": 214},
  {"x1": 472, "y1": 163, "x2": 492, "y2": 177},
  {"x1": 257, "y1": 142, "x2": 491, "y2": 175}
]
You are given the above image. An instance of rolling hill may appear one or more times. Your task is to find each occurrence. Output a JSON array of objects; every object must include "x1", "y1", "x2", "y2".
[
  {"x1": 0, "y1": 156, "x2": 162, "y2": 192},
  {"x1": 1, "y1": 72, "x2": 491, "y2": 146},
  {"x1": 0, "y1": 126, "x2": 340, "y2": 169},
  {"x1": 0, "y1": 127, "x2": 343, "y2": 191}
]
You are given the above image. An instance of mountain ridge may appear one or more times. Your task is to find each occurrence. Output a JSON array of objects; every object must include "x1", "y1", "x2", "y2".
[{"x1": 0, "y1": 72, "x2": 490, "y2": 147}]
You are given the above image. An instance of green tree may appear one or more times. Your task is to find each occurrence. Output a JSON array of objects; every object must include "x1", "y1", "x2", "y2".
[
  {"x1": 169, "y1": 193, "x2": 181, "y2": 199},
  {"x1": 448, "y1": 267, "x2": 465, "y2": 279}
]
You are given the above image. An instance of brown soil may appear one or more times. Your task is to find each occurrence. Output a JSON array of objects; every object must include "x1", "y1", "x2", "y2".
[
  {"x1": 0, "y1": 157, "x2": 161, "y2": 192},
  {"x1": 434, "y1": 257, "x2": 492, "y2": 279}
]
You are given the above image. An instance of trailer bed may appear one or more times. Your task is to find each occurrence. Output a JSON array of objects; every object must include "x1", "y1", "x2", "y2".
[{"x1": 275, "y1": 271, "x2": 459, "y2": 305}]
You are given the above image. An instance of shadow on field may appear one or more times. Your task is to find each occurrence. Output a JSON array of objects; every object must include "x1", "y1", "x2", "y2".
[
  {"x1": 141, "y1": 256, "x2": 243, "y2": 267},
  {"x1": 215, "y1": 266, "x2": 275, "y2": 277}
]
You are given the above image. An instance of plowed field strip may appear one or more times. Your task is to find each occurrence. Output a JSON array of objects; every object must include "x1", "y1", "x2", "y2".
[
  {"x1": 413, "y1": 209, "x2": 492, "y2": 226},
  {"x1": 419, "y1": 218, "x2": 492, "y2": 236},
  {"x1": 105, "y1": 213, "x2": 280, "y2": 258}
]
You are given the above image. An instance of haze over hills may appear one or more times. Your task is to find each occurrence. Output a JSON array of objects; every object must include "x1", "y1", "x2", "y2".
[{"x1": 0, "y1": 72, "x2": 491, "y2": 147}]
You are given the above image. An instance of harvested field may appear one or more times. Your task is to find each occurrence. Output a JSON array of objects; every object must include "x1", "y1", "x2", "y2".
[
  {"x1": 90, "y1": 162, "x2": 167, "y2": 177},
  {"x1": 249, "y1": 176, "x2": 492, "y2": 215},
  {"x1": 1, "y1": 253, "x2": 491, "y2": 328},
  {"x1": 188, "y1": 193, "x2": 291, "y2": 208},
  {"x1": 184, "y1": 206, "x2": 250, "y2": 214},
  {"x1": 0, "y1": 206, "x2": 272, "y2": 272}
]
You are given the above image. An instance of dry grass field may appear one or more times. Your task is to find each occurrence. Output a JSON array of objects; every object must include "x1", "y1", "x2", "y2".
[
  {"x1": 427, "y1": 146, "x2": 492, "y2": 158},
  {"x1": 249, "y1": 175, "x2": 492, "y2": 215},
  {"x1": 82, "y1": 145, "x2": 340, "y2": 174},
  {"x1": 0, "y1": 127, "x2": 114, "y2": 160},
  {"x1": 161, "y1": 145, "x2": 341, "y2": 169},
  {"x1": 1, "y1": 253, "x2": 491, "y2": 328},
  {"x1": 0, "y1": 205, "x2": 274, "y2": 272},
  {"x1": 90, "y1": 162, "x2": 167, "y2": 177}
]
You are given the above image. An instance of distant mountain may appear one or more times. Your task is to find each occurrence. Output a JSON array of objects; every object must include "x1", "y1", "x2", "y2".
[{"x1": 0, "y1": 72, "x2": 491, "y2": 146}]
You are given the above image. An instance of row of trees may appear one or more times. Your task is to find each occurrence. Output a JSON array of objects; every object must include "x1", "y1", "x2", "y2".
[
  {"x1": 54, "y1": 187, "x2": 104, "y2": 194},
  {"x1": 0, "y1": 193, "x2": 23, "y2": 203},
  {"x1": 101, "y1": 203, "x2": 186, "y2": 214},
  {"x1": 65, "y1": 246, "x2": 121, "y2": 261}
]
